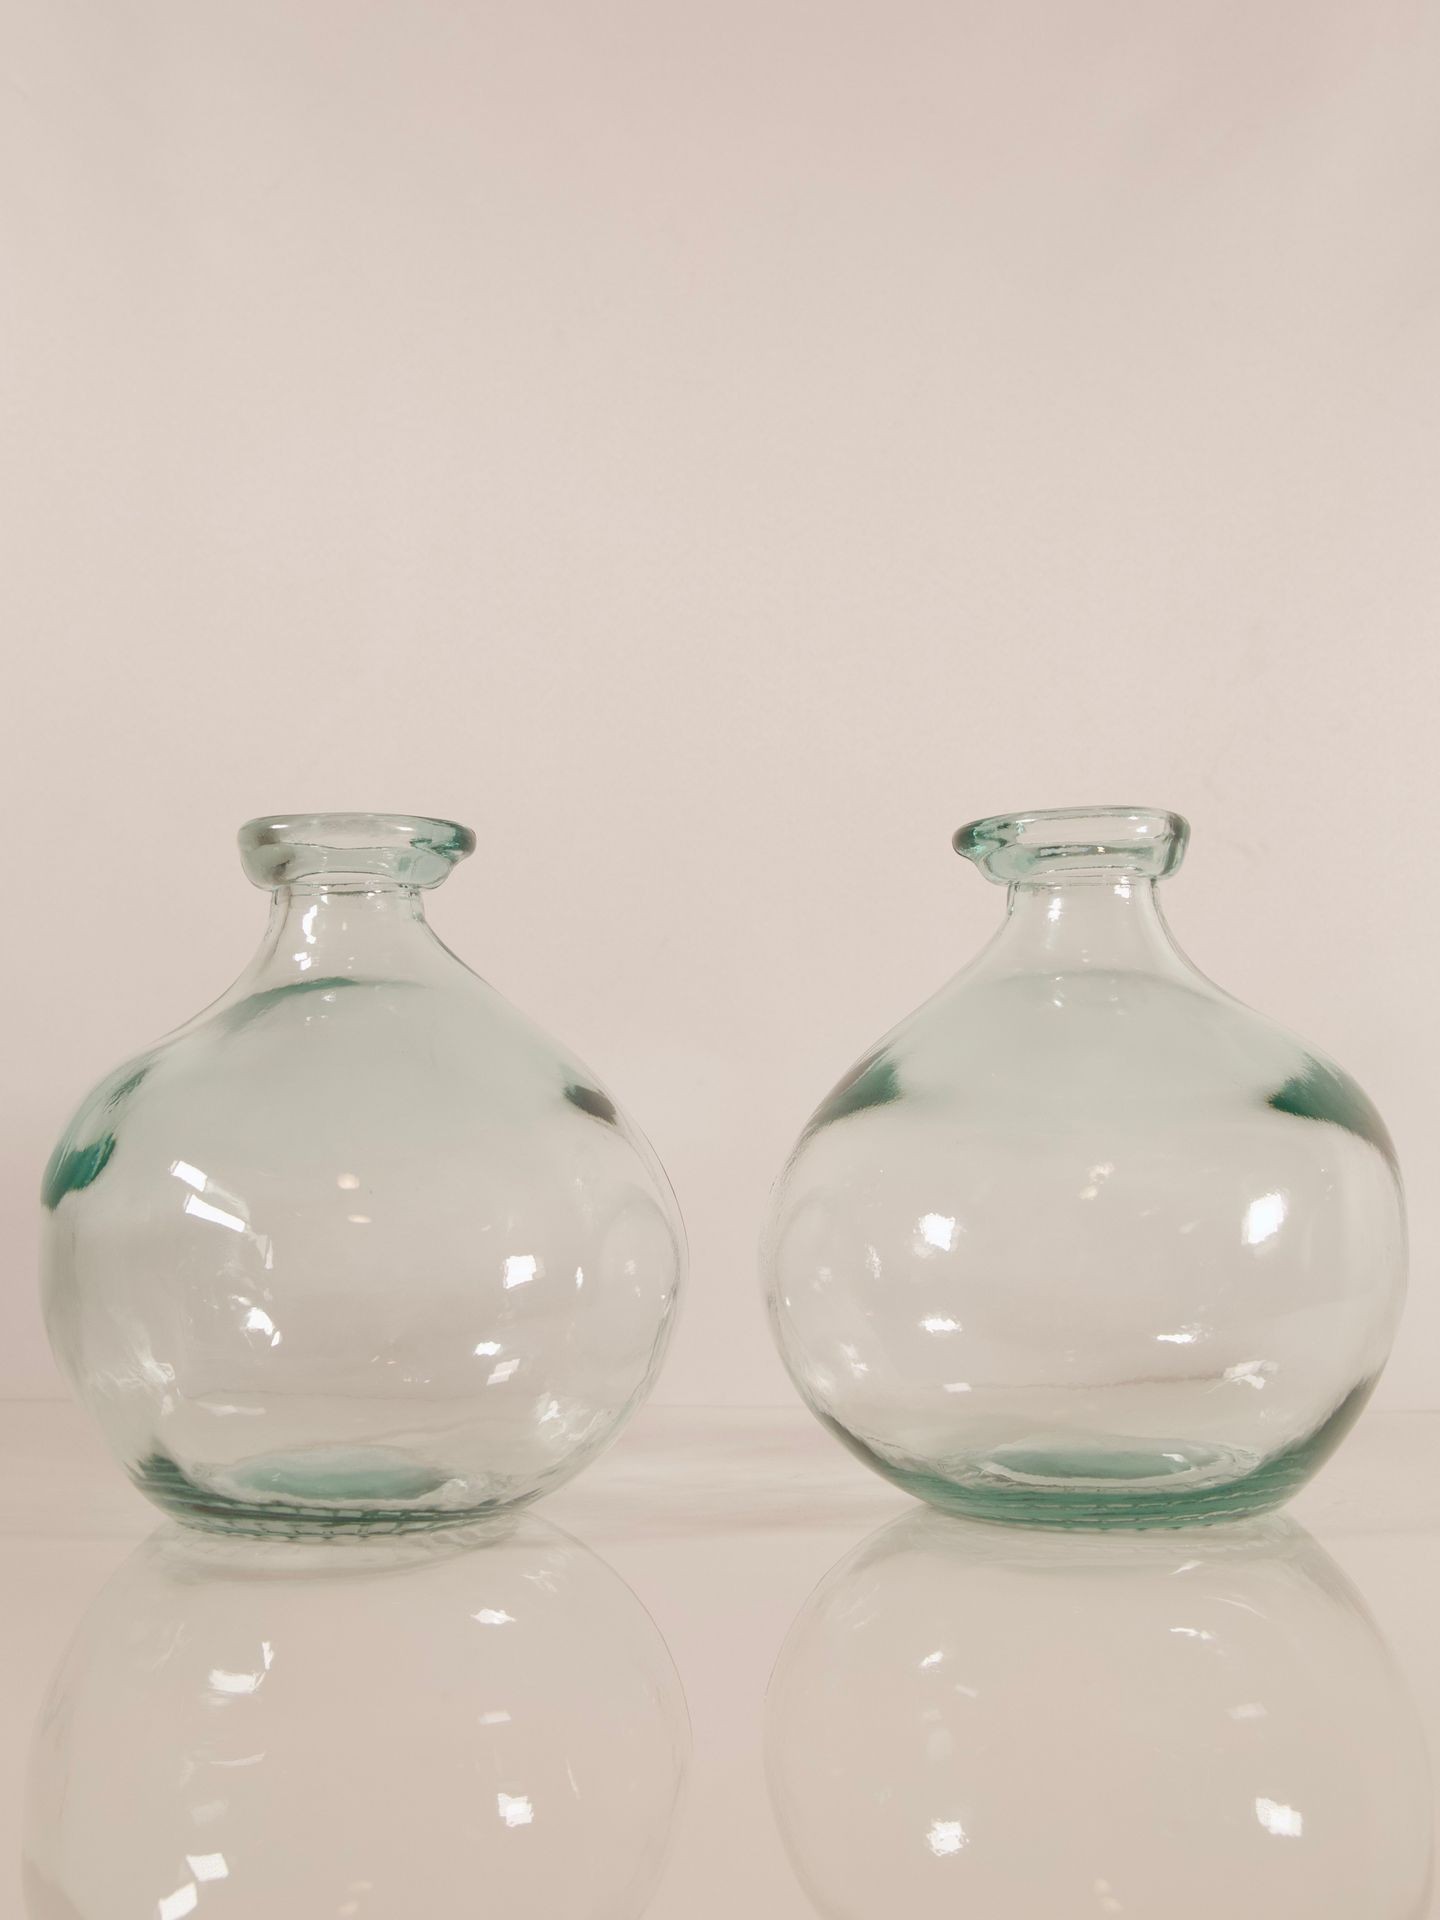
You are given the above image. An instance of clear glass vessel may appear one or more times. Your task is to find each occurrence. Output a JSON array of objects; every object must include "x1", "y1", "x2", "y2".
[
  {"x1": 42, "y1": 813, "x2": 684, "y2": 1535},
  {"x1": 766, "y1": 1510, "x2": 1431, "y2": 1918},
  {"x1": 25, "y1": 1516, "x2": 688, "y2": 1918},
  {"x1": 763, "y1": 806, "x2": 1405, "y2": 1528}
]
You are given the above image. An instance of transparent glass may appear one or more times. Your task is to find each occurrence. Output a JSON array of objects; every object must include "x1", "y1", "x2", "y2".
[
  {"x1": 766, "y1": 1510, "x2": 1432, "y2": 1918},
  {"x1": 42, "y1": 813, "x2": 684, "y2": 1535},
  {"x1": 763, "y1": 806, "x2": 1405, "y2": 1527},
  {"x1": 25, "y1": 1516, "x2": 688, "y2": 1917}
]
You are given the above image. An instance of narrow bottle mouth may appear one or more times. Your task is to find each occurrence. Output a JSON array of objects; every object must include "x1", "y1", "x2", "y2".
[
  {"x1": 953, "y1": 806, "x2": 1189, "y2": 884},
  {"x1": 238, "y1": 813, "x2": 476, "y2": 890}
]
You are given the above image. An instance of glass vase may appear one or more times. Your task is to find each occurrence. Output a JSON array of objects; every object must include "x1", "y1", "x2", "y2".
[
  {"x1": 763, "y1": 806, "x2": 1405, "y2": 1528},
  {"x1": 41, "y1": 812, "x2": 684, "y2": 1535}
]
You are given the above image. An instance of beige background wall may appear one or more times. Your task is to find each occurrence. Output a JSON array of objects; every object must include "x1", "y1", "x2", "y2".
[{"x1": 2, "y1": 0, "x2": 1437, "y2": 1408}]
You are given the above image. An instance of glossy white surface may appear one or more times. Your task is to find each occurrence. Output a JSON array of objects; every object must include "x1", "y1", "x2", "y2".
[{"x1": 2, "y1": 1404, "x2": 1438, "y2": 1916}]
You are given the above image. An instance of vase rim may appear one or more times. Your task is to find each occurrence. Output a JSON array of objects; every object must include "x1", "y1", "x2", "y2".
[
  {"x1": 953, "y1": 805, "x2": 1190, "y2": 884},
  {"x1": 238, "y1": 812, "x2": 476, "y2": 890}
]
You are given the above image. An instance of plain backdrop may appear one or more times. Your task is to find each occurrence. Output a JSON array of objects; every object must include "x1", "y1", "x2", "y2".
[{"x1": 2, "y1": 0, "x2": 1437, "y2": 1410}]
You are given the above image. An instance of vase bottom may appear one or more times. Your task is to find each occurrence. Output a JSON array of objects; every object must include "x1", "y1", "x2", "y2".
[
  {"x1": 820, "y1": 1379, "x2": 1375, "y2": 1531},
  {"x1": 129, "y1": 1447, "x2": 522, "y2": 1539}
]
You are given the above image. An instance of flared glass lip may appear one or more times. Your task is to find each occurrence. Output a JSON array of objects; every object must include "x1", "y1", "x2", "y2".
[
  {"x1": 238, "y1": 812, "x2": 476, "y2": 889},
  {"x1": 954, "y1": 806, "x2": 1190, "y2": 884}
]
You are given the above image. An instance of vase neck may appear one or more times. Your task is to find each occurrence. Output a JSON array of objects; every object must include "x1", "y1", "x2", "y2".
[
  {"x1": 977, "y1": 877, "x2": 1194, "y2": 978},
  {"x1": 229, "y1": 812, "x2": 476, "y2": 991},
  {"x1": 244, "y1": 884, "x2": 453, "y2": 987},
  {"x1": 952, "y1": 805, "x2": 1197, "y2": 981}
]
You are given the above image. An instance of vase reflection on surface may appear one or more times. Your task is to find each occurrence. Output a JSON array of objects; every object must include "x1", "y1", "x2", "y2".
[
  {"x1": 764, "y1": 806, "x2": 1405, "y2": 1527},
  {"x1": 766, "y1": 1510, "x2": 1431, "y2": 1920},
  {"x1": 24, "y1": 1516, "x2": 689, "y2": 1919},
  {"x1": 41, "y1": 813, "x2": 684, "y2": 1535}
]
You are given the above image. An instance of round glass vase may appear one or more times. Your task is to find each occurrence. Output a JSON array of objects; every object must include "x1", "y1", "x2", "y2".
[
  {"x1": 41, "y1": 813, "x2": 684, "y2": 1536},
  {"x1": 762, "y1": 806, "x2": 1405, "y2": 1529}
]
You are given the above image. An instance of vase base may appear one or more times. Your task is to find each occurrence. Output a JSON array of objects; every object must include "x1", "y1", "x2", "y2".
[
  {"x1": 129, "y1": 1448, "x2": 523, "y2": 1539},
  {"x1": 871, "y1": 1453, "x2": 1290, "y2": 1531},
  {"x1": 820, "y1": 1379, "x2": 1375, "y2": 1531}
]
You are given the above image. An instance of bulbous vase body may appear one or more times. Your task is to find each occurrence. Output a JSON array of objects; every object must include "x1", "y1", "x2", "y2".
[
  {"x1": 766, "y1": 1510, "x2": 1431, "y2": 1919},
  {"x1": 25, "y1": 1516, "x2": 689, "y2": 1918},
  {"x1": 42, "y1": 814, "x2": 684, "y2": 1534},
  {"x1": 763, "y1": 808, "x2": 1404, "y2": 1527}
]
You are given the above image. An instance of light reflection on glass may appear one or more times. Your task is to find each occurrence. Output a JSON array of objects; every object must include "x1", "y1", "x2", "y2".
[
  {"x1": 1224, "y1": 1359, "x2": 1274, "y2": 1392},
  {"x1": 242, "y1": 1306, "x2": 281, "y2": 1349},
  {"x1": 208, "y1": 1668, "x2": 264, "y2": 1697},
  {"x1": 186, "y1": 1853, "x2": 229, "y2": 1883},
  {"x1": 1242, "y1": 1192, "x2": 1287, "y2": 1247},
  {"x1": 927, "y1": 1819, "x2": 968, "y2": 1856},
  {"x1": 917, "y1": 1214, "x2": 957, "y2": 1252},
  {"x1": 183, "y1": 1194, "x2": 247, "y2": 1234},
  {"x1": 1255, "y1": 1797, "x2": 1304, "y2": 1839}
]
